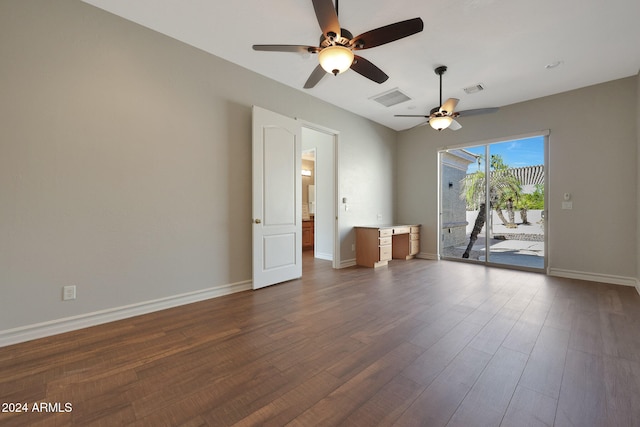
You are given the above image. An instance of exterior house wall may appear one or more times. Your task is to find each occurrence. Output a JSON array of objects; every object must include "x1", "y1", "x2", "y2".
[{"x1": 440, "y1": 150, "x2": 477, "y2": 250}]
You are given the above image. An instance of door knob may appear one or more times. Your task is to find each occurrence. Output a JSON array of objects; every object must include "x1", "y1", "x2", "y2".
[{"x1": 254, "y1": 219, "x2": 262, "y2": 224}]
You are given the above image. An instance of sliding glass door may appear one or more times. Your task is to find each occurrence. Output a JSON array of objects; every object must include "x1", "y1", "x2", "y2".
[{"x1": 440, "y1": 135, "x2": 546, "y2": 271}]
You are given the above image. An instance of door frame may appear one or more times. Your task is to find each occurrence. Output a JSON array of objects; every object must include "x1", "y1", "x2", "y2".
[
  {"x1": 299, "y1": 120, "x2": 340, "y2": 269},
  {"x1": 437, "y1": 130, "x2": 549, "y2": 273}
]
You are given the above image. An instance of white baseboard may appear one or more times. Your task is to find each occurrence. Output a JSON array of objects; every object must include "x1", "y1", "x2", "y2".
[
  {"x1": 417, "y1": 252, "x2": 439, "y2": 260},
  {"x1": 339, "y1": 258, "x2": 357, "y2": 268},
  {"x1": 340, "y1": 254, "x2": 436, "y2": 268},
  {"x1": 548, "y1": 268, "x2": 637, "y2": 287},
  {"x1": 314, "y1": 252, "x2": 333, "y2": 261},
  {"x1": 0, "y1": 280, "x2": 252, "y2": 348}
]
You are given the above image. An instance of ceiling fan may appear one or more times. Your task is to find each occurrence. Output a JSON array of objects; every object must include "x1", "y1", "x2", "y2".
[
  {"x1": 252, "y1": 0, "x2": 423, "y2": 89},
  {"x1": 396, "y1": 66, "x2": 499, "y2": 131}
]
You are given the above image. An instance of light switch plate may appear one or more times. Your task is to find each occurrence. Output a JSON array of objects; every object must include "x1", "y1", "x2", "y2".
[
  {"x1": 562, "y1": 201, "x2": 573, "y2": 210},
  {"x1": 63, "y1": 285, "x2": 76, "y2": 300}
]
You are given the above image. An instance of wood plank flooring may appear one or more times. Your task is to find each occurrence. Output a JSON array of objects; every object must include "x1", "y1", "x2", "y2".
[{"x1": 2, "y1": 254, "x2": 640, "y2": 426}]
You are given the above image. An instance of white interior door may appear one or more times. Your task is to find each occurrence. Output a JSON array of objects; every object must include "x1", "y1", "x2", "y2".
[{"x1": 252, "y1": 106, "x2": 302, "y2": 289}]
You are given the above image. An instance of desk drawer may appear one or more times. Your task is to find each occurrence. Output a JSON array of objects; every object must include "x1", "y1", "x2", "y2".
[
  {"x1": 379, "y1": 236, "x2": 392, "y2": 246},
  {"x1": 379, "y1": 228, "x2": 393, "y2": 237},
  {"x1": 380, "y1": 245, "x2": 392, "y2": 261},
  {"x1": 410, "y1": 226, "x2": 420, "y2": 233},
  {"x1": 393, "y1": 226, "x2": 410, "y2": 234}
]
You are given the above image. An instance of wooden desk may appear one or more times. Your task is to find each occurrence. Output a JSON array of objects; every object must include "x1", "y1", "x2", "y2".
[{"x1": 354, "y1": 224, "x2": 421, "y2": 268}]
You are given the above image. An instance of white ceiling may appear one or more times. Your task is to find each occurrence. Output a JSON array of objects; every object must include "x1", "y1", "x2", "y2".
[{"x1": 82, "y1": 0, "x2": 640, "y2": 131}]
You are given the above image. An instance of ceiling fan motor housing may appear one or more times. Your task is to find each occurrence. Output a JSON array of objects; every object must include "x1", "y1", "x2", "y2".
[{"x1": 320, "y1": 28, "x2": 353, "y2": 48}]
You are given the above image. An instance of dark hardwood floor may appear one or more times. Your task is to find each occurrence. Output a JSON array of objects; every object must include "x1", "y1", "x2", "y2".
[{"x1": 2, "y1": 254, "x2": 640, "y2": 426}]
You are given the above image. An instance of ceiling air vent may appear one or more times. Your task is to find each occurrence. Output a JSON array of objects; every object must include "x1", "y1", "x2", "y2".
[
  {"x1": 370, "y1": 88, "x2": 411, "y2": 107},
  {"x1": 463, "y1": 84, "x2": 485, "y2": 94}
]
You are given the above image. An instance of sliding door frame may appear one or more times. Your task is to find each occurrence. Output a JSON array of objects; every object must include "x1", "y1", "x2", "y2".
[{"x1": 438, "y1": 130, "x2": 549, "y2": 273}]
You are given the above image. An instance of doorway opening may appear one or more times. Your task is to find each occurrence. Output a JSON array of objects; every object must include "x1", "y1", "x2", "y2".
[
  {"x1": 301, "y1": 148, "x2": 316, "y2": 253},
  {"x1": 301, "y1": 125, "x2": 338, "y2": 270},
  {"x1": 439, "y1": 133, "x2": 547, "y2": 271}
]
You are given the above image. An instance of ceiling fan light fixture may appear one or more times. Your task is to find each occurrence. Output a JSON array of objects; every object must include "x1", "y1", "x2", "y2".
[
  {"x1": 318, "y1": 45, "x2": 354, "y2": 76},
  {"x1": 429, "y1": 115, "x2": 452, "y2": 131}
]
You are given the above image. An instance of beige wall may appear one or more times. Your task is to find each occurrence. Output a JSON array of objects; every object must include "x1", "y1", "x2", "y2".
[
  {"x1": 397, "y1": 77, "x2": 638, "y2": 281},
  {"x1": 0, "y1": 0, "x2": 396, "y2": 334},
  {"x1": 637, "y1": 70, "x2": 640, "y2": 290}
]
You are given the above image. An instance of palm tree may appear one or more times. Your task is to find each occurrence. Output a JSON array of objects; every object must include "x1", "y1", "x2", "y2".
[
  {"x1": 460, "y1": 155, "x2": 522, "y2": 258},
  {"x1": 516, "y1": 183, "x2": 544, "y2": 225}
]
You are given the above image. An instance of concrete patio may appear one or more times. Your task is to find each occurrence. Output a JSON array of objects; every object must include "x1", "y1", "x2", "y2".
[{"x1": 443, "y1": 210, "x2": 545, "y2": 269}]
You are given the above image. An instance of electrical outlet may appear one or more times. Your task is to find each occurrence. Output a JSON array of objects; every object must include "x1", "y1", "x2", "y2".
[{"x1": 63, "y1": 285, "x2": 76, "y2": 301}]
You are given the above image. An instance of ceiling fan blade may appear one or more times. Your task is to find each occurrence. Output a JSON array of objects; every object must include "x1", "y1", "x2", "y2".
[
  {"x1": 304, "y1": 64, "x2": 327, "y2": 89},
  {"x1": 351, "y1": 18, "x2": 424, "y2": 50},
  {"x1": 409, "y1": 121, "x2": 431, "y2": 130},
  {"x1": 312, "y1": 0, "x2": 340, "y2": 38},
  {"x1": 440, "y1": 98, "x2": 459, "y2": 114},
  {"x1": 448, "y1": 119, "x2": 462, "y2": 131},
  {"x1": 253, "y1": 44, "x2": 320, "y2": 53},
  {"x1": 456, "y1": 107, "x2": 500, "y2": 117},
  {"x1": 350, "y1": 55, "x2": 388, "y2": 84},
  {"x1": 395, "y1": 114, "x2": 429, "y2": 118}
]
